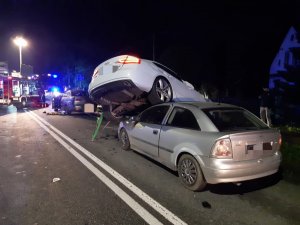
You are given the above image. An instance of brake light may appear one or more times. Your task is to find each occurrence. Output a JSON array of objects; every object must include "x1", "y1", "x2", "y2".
[
  {"x1": 92, "y1": 69, "x2": 99, "y2": 79},
  {"x1": 278, "y1": 134, "x2": 282, "y2": 147},
  {"x1": 211, "y1": 138, "x2": 233, "y2": 158},
  {"x1": 118, "y1": 55, "x2": 141, "y2": 64}
]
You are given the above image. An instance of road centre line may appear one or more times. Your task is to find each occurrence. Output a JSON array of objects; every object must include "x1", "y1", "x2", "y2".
[
  {"x1": 27, "y1": 110, "x2": 187, "y2": 225},
  {"x1": 25, "y1": 110, "x2": 163, "y2": 225}
]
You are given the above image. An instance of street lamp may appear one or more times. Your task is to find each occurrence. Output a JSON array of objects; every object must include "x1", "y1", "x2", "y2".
[{"x1": 13, "y1": 36, "x2": 28, "y2": 74}]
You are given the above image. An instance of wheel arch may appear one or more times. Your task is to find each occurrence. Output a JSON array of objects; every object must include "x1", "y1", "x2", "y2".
[
  {"x1": 175, "y1": 150, "x2": 206, "y2": 172},
  {"x1": 147, "y1": 75, "x2": 174, "y2": 105}
]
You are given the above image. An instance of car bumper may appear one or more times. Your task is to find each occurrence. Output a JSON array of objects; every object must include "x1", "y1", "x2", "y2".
[
  {"x1": 89, "y1": 79, "x2": 144, "y2": 105},
  {"x1": 198, "y1": 152, "x2": 281, "y2": 184},
  {"x1": 74, "y1": 105, "x2": 84, "y2": 111}
]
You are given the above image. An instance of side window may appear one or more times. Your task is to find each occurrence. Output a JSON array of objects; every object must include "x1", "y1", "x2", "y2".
[
  {"x1": 167, "y1": 107, "x2": 200, "y2": 130},
  {"x1": 139, "y1": 105, "x2": 170, "y2": 125}
]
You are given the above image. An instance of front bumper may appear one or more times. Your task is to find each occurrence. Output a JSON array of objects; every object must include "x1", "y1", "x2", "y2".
[{"x1": 198, "y1": 152, "x2": 281, "y2": 184}]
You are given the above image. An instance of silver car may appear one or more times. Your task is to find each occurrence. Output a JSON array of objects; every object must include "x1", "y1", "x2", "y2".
[{"x1": 118, "y1": 102, "x2": 282, "y2": 191}]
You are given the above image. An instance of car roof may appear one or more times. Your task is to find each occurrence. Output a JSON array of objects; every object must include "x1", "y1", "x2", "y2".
[{"x1": 160, "y1": 101, "x2": 241, "y2": 109}]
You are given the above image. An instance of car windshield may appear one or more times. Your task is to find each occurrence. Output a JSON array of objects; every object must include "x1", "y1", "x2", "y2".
[{"x1": 202, "y1": 107, "x2": 269, "y2": 132}]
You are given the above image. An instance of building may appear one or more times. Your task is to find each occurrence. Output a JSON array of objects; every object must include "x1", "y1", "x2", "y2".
[
  {"x1": 269, "y1": 26, "x2": 300, "y2": 125},
  {"x1": 269, "y1": 26, "x2": 300, "y2": 89}
]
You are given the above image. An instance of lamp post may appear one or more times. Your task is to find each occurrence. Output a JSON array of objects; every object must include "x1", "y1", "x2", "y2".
[{"x1": 13, "y1": 36, "x2": 27, "y2": 74}]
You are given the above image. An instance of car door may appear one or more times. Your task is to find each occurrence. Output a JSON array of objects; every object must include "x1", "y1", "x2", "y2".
[
  {"x1": 152, "y1": 62, "x2": 200, "y2": 101},
  {"x1": 169, "y1": 77, "x2": 205, "y2": 101},
  {"x1": 130, "y1": 105, "x2": 170, "y2": 158},
  {"x1": 159, "y1": 106, "x2": 201, "y2": 167}
]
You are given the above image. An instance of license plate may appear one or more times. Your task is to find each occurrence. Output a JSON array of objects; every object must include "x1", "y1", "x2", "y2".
[
  {"x1": 0, "y1": 99, "x2": 8, "y2": 103},
  {"x1": 263, "y1": 142, "x2": 272, "y2": 150}
]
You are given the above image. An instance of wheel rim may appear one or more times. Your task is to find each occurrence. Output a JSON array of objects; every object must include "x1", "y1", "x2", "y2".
[
  {"x1": 179, "y1": 158, "x2": 197, "y2": 185},
  {"x1": 120, "y1": 130, "x2": 128, "y2": 147},
  {"x1": 155, "y1": 78, "x2": 172, "y2": 102}
]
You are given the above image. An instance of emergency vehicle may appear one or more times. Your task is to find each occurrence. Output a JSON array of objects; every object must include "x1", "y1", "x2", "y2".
[{"x1": 0, "y1": 73, "x2": 42, "y2": 108}]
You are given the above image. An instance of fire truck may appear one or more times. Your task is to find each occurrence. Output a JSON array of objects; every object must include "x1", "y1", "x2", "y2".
[{"x1": 0, "y1": 73, "x2": 42, "y2": 108}]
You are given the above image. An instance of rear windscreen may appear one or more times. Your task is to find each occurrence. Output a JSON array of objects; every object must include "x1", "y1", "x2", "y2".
[{"x1": 202, "y1": 107, "x2": 269, "y2": 131}]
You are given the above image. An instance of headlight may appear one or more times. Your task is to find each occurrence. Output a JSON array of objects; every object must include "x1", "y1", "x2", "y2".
[{"x1": 211, "y1": 138, "x2": 232, "y2": 159}]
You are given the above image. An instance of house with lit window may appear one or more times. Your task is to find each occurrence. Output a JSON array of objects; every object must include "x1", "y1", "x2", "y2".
[{"x1": 269, "y1": 26, "x2": 300, "y2": 89}]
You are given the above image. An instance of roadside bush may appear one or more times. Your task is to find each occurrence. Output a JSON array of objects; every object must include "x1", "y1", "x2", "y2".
[
  {"x1": 280, "y1": 142, "x2": 300, "y2": 184},
  {"x1": 280, "y1": 125, "x2": 300, "y2": 134}
]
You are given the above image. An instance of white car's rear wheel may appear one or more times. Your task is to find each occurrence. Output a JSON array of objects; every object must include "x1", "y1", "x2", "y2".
[{"x1": 148, "y1": 77, "x2": 173, "y2": 104}]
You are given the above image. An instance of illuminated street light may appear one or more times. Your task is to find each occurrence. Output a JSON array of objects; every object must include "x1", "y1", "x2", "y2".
[{"x1": 13, "y1": 36, "x2": 28, "y2": 74}]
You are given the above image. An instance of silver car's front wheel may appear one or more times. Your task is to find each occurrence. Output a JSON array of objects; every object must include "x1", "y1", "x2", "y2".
[
  {"x1": 178, "y1": 154, "x2": 206, "y2": 191},
  {"x1": 119, "y1": 128, "x2": 131, "y2": 151},
  {"x1": 148, "y1": 77, "x2": 173, "y2": 104}
]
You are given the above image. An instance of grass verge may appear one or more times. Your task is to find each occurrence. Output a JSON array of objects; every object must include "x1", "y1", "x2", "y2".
[{"x1": 280, "y1": 131, "x2": 300, "y2": 184}]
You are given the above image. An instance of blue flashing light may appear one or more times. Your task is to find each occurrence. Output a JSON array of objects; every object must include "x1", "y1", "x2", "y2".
[
  {"x1": 51, "y1": 87, "x2": 61, "y2": 97},
  {"x1": 52, "y1": 87, "x2": 58, "y2": 92},
  {"x1": 53, "y1": 74, "x2": 58, "y2": 78}
]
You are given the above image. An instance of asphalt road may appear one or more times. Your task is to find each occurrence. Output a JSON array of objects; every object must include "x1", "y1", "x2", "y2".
[{"x1": 0, "y1": 105, "x2": 299, "y2": 225}]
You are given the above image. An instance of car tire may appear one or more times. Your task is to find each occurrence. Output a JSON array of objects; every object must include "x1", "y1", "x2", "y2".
[
  {"x1": 148, "y1": 77, "x2": 173, "y2": 105},
  {"x1": 119, "y1": 128, "x2": 131, "y2": 151},
  {"x1": 21, "y1": 99, "x2": 27, "y2": 108},
  {"x1": 178, "y1": 154, "x2": 207, "y2": 191}
]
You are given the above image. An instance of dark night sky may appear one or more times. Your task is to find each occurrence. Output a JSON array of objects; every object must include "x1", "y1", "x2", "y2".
[{"x1": 1, "y1": 0, "x2": 300, "y2": 96}]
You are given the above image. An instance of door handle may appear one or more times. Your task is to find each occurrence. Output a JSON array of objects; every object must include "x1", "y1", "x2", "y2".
[{"x1": 153, "y1": 130, "x2": 158, "y2": 135}]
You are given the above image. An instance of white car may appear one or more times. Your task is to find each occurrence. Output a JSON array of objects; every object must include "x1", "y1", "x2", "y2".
[{"x1": 88, "y1": 55, "x2": 208, "y2": 120}]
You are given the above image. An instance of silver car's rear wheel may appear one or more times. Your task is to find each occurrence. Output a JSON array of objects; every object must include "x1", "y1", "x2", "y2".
[
  {"x1": 148, "y1": 77, "x2": 173, "y2": 104},
  {"x1": 178, "y1": 154, "x2": 206, "y2": 191},
  {"x1": 119, "y1": 128, "x2": 130, "y2": 151}
]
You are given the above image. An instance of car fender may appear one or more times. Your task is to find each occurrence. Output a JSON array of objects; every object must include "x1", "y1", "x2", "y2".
[
  {"x1": 118, "y1": 121, "x2": 134, "y2": 142},
  {"x1": 172, "y1": 143, "x2": 207, "y2": 170},
  {"x1": 129, "y1": 62, "x2": 158, "y2": 93}
]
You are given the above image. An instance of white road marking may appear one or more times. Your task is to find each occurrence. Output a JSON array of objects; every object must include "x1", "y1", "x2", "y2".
[
  {"x1": 27, "y1": 110, "x2": 188, "y2": 225},
  {"x1": 25, "y1": 110, "x2": 163, "y2": 225}
]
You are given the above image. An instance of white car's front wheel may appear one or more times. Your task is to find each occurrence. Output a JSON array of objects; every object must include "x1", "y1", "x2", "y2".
[{"x1": 148, "y1": 77, "x2": 173, "y2": 104}]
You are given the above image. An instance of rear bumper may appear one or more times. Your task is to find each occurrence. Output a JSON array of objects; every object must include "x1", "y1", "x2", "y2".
[
  {"x1": 198, "y1": 152, "x2": 281, "y2": 184},
  {"x1": 0, "y1": 98, "x2": 10, "y2": 104},
  {"x1": 89, "y1": 79, "x2": 144, "y2": 105}
]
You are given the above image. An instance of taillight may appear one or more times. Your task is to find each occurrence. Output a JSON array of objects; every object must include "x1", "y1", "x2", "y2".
[
  {"x1": 278, "y1": 134, "x2": 282, "y2": 148},
  {"x1": 211, "y1": 138, "x2": 233, "y2": 159},
  {"x1": 118, "y1": 55, "x2": 141, "y2": 64},
  {"x1": 92, "y1": 69, "x2": 99, "y2": 79}
]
